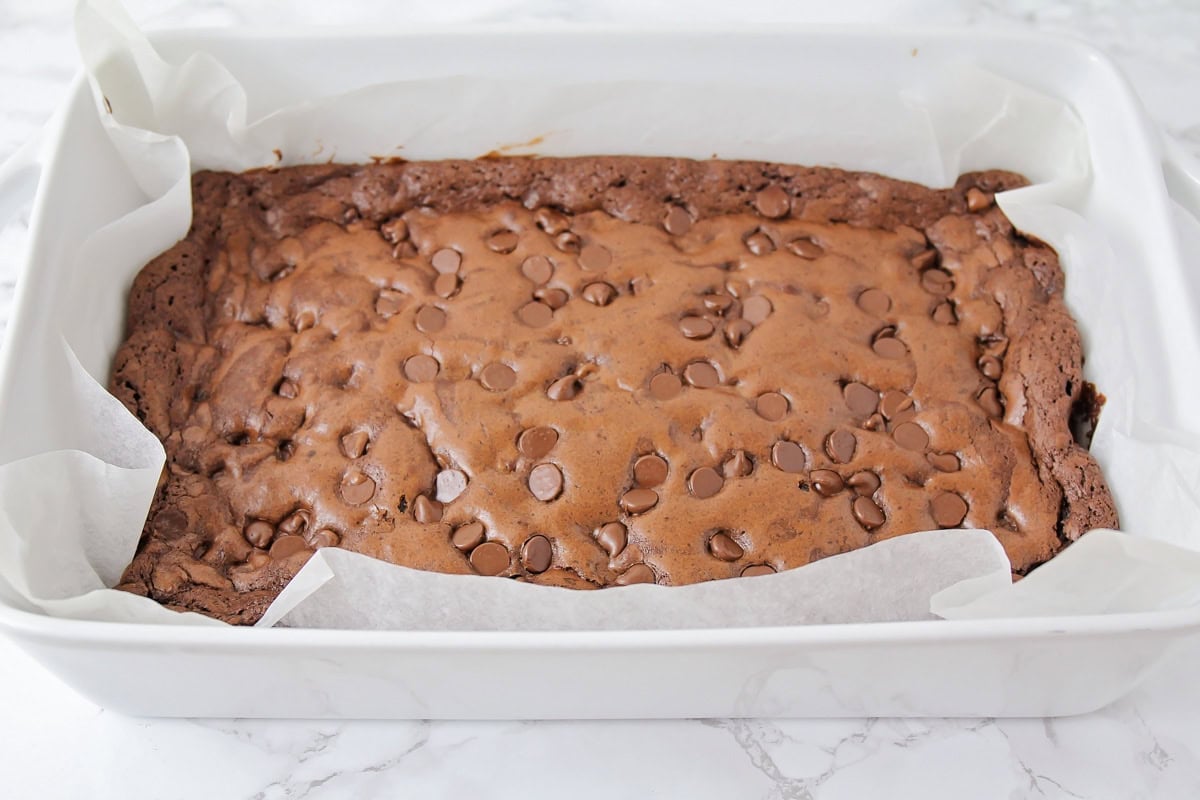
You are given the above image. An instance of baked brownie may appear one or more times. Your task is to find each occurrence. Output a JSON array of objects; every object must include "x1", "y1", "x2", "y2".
[{"x1": 109, "y1": 157, "x2": 1117, "y2": 624}]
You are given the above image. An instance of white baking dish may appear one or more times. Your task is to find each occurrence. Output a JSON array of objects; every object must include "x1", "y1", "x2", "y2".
[{"x1": 1, "y1": 25, "x2": 1199, "y2": 719}]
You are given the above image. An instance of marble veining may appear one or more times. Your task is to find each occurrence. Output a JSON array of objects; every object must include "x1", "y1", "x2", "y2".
[{"x1": 0, "y1": 1, "x2": 1198, "y2": 797}]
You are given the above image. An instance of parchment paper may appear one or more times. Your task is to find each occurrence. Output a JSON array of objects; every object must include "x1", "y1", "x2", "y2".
[{"x1": 0, "y1": 0, "x2": 1197, "y2": 630}]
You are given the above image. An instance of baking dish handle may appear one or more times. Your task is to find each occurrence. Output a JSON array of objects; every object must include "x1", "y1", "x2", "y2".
[
  {"x1": 0, "y1": 131, "x2": 44, "y2": 226},
  {"x1": 1163, "y1": 135, "x2": 1200, "y2": 225}
]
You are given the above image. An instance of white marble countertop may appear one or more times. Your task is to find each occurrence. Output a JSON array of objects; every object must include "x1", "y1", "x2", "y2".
[{"x1": 1, "y1": 1, "x2": 1198, "y2": 797}]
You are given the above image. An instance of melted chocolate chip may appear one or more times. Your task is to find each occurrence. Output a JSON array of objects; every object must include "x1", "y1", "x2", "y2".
[
  {"x1": 679, "y1": 316, "x2": 715, "y2": 339},
  {"x1": 664, "y1": 206, "x2": 693, "y2": 235},
  {"x1": 579, "y1": 243, "x2": 612, "y2": 271},
  {"x1": 688, "y1": 467, "x2": 724, "y2": 499},
  {"x1": 479, "y1": 362, "x2": 517, "y2": 391},
  {"x1": 431, "y1": 248, "x2": 462, "y2": 274},
  {"x1": 487, "y1": 230, "x2": 519, "y2": 254},
  {"x1": 740, "y1": 564, "x2": 776, "y2": 577},
  {"x1": 856, "y1": 288, "x2": 891, "y2": 316},
  {"x1": 892, "y1": 421, "x2": 930, "y2": 451},
  {"x1": 634, "y1": 454, "x2": 669, "y2": 488},
  {"x1": 755, "y1": 391, "x2": 789, "y2": 421},
  {"x1": 521, "y1": 534, "x2": 553, "y2": 573},
  {"x1": 810, "y1": 469, "x2": 844, "y2": 497},
  {"x1": 843, "y1": 382, "x2": 879, "y2": 416},
  {"x1": 470, "y1": 541, "x2": 510, "y2": 575},
  {"x1": 927, "y1": 452, "x2": 961, "y2": 472},
  {"x1": 931, "y1": 492, "x2": 969, "y2": 527},
  {"x1": 403, "y1": 354, "x2": 440, "y2": 383},
  {"x1": 619, "y1": 488, "x2": 659, "y2": 515},
  {"x1": 517, "y1": 300, "x2": 554, "y2": 328},
  {"x1": 649, "y1": 371, "x2": 683, "y2": 400},
  {"x1": 852, "y1": 496, "x2": 886, "y2": 529},
  {"x1": 707, "y1": 531, "x2": 744, "y2": 562},
  {"x1": 451, "y1": 522, "x2": 486, "y2": 552},
  {"x1": 340, "y1": 469, "x2": 377, "y2": 505},
  {"x1": 787, "y1": 237, "x2": 824, "y2": 259},
  {"x1": 582, "y1": 282, "x2": 616, "y2": 306},
  {"x1": 754, "y1": 185, "x2": 791, "y2": 218},
  {"x1": 594, "y1": 522, "x2": 628, "y2": 558},
  {"x1": 528, "y1": 463, "x2": 564, "y2": 501},
  {"x1": 518, "y1": 426, "x2": 559, "y2": 459},
  {"x1": 520, "y1": 255, "x2": 554, "y2": 285},
  {"x1": 771, "y1": 440, "x2": 807, "y2": 473},
  {"x1": 615, "y1": 563, "x2": 656, "y2": 585},
  {"x1": 414, "y1": 305, "x2": 447, "y2": 334},
  {"x1": 683, "y1": 361, "x2": 720, "y2": 389},
  {"x1": 825, "y1": 430, "x2": 857, "y2": 464}
]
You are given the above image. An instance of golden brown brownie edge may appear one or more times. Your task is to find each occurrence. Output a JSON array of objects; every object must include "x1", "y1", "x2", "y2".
[{"x1": 108, "y1": 157, "x2": 1117, "y2": 624}]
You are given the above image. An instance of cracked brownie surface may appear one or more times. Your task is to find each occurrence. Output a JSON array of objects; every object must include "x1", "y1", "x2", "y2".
[{"x1": 110, "y1": 157, "x2": 1117, "y2": 624}]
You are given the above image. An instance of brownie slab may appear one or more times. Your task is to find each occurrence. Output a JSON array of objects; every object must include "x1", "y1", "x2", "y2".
[{"x1": 109, "y1": 157, "x2": 1117, "y2": 624}]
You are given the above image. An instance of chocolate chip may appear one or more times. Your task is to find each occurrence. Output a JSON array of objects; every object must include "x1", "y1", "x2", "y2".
[
  {"x1": 723, "y1": 449, "x2": 753, "y2": 478},
  {"x1": 649, "y1": 371, "x2": 683, "y2": 400},
  {"x1": 340, "y1": 429, "x2": 370, "y2": 459},
  {"x1": 932, "y1": 300, "x2": 957, "y2": 324},
  {"x1": 470, "y1": 541, "x2": 510, "y2": 575},
  {"x1": 375, "y1": 289, "x2": 406, "y2": 317},
  {"x1": 433, "y1": 273, "x2": 460, "y2": 298},
  {"x1": 744, "y1": 230, "x2": 775, "y2": 256},
  {"x1": 555, "y1": 231, "x2": 582, "y2": 252},
  {"x1": 431, "y1": 248, "x2": 462, "y2": 274},
  {"x1": 528, "y1": 463, "x2": 564, "y2": 502},
  {"x1": 518, "y1": 426, "x2": 558, "y2": 459},
  {"x1": 243, "y1": 520, "x2": 274, "y2": 549},
  {"x1": 683, "y1": 361, "x2": 720, "y2": 388},
  {"x1": 619, "y1": 488, "x2": 659, "y2": 515},
  {"x1": 754, "y1": 185, "x2": 791, "y2": 218},
  {"x1": 920, "y1": 268, "x2": 954, "y2": 295},
  {"x1": 294, "y1": 309, "x2": 317, "y2": 332},
  {"x1": 755, "y1": 391, "x2": 789, "y2": 421},
  {"x1": 847, "y1": 470, "x2": 881, "y2": 495},
  {"x1": 534, "y1": 287, "x2": 569, "y2": 310},
  {"x1": 872, "y1": 335, "x2": 908, "y2": 360},
  {"x1": 843, "y1": 382, "x2": 879, "y2": 416},
  {"x1": 487, "y1": 230, "x2": 519, "y2": 253},
  {"x1": 664, "y1": 206, "x2": 693, "y2": 235},
  {"x1": 912, "y1": 248, "x2": 939, "y2": 270},
  {"x1": 688, "y1": 467, "x2": 724, "y2": 499},
  {"x1": 276, "y1": 378, "x2": 299, "y2": 399},
  {"x1": 521, "y1": 534, "x2": 553, "y2": 573},
  {"x1": 742, "y1": 296, "x2": 773, "y2": 326},
  {"x1": 852, "y1": 496, "x2": 886, "y2": 529},
  {"x1": 451, "y1": 522, "x2": 486, "y2": 552},
  {"x1": 810, "y1": 469, "x2": 844, "y2": 497},
  {"x1": 392, "y1": 241, "x2": 418, "y2": 259},
  {"x1": 340, "y1": 469, "x2": 377, "y2": 505},
  {"x1": 724, "y1": 319, "x2": 754, "y2": 348},
  {"x1": 595, "y1": 522, "x2": 628, "y2": 558},
  {"x1": 579, "y1": 243, "x2": 612, "y2": 271},
  {"x1": 615, "y1": 563, "x2": 656, "y2": 585},
  {"x1": 480, "y1": 362, "x2": 517, "y2": 391},
  {"x1": 708, "y1": 531, "x2": 744, "y2": 562},
  {"x1": 535, "y1": 207, "x2": 570, "y2": 235},
  {"x1": 269, "y1": 534, "x2": 310, "y2": 560},
  {"x1": 521, "y1": 255, "x2": 554, "y2": 284},
  {"x1": 703, "y1": 292, "x2": 734, "y2": 314},
  {"x1": 771, "y1": 440, "x2": 807, "y2": 473},
  {"x1": 582, "y1": 282, "x2": 617, "y2": 306},
  {"x1": 856, "y1": 288, "x2": 891, "y2": 316},
  {"x1": 634, "y1": 454, "x2": 669, "y2": 488},
  {"x1": 277, "y1": 509, "x2": 311, "y2": 536},
  {"x1": 863, "y1": 412, "x2": 886, "y2": 432},
  {"x1": 547, "y1": 374, "x2": 582, "y2": 401},
  {"x1": 978, "y1": 355, "x2": 1003, "y2": 380},
  {"x1": 931, "y1": 492, "x2": 969, "y2": 527},
  {"x1": 413, "y1": 494, "x2": 443, "y2": 523},
  {"x1": 893, "y1": 421, "x2": 929, "y2": 451},
  {"x1": 380, "y1": 218, "x2": 409, "y2": 244},
  {"x1": 879, "y1": 390, "x2": 914, "y2": 422},
  {"x1": 927, "y1": 452, "x2": 961, "y2": 472},
  {"x1": 403, "y1": 354, "x2": 440, "y2": 382},
  {"x1": 966, "y1": 187, "x2": 994, "y2": 212},
  {"x1": 787, "y1": 237, "x2": 824, "y2": 259},
  {"x1": 517, "y1": 300, "x2": 554, "y2": 328},
  {"x1": 825, "y1": 430, "x2": 857, "y2": 463},
  {"x1": 679, "y1": 316, "x2": 715, "y2": 339},
  {"x1": 435, "y1": 469, "x2": 469, "y2": 503},
  {"x1": 978, "y1": 386, "x2": 1004, "y2": 418},
  {"x1": 741, "y1": 564, "x2": 776, "y2": 577},
  {"x1": 307, "y1": 528, "x2": 340, "y2": 549},
  {"x1": 980, "y1": 334, "x2": 1009, "y2": 357},
  {"x1": 414, "y1": 305, "x2": 447, "y2": 334}
]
